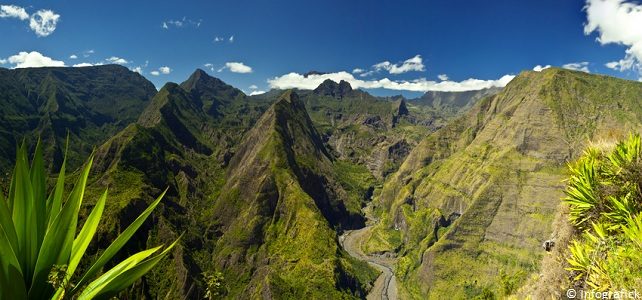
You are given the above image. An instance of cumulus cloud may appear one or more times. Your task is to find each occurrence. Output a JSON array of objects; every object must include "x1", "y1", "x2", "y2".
[
  {"x1": 249, "y1": 84, "x2": 258, "y2": 89},
  {"x1": 83, "y1": 50, "x2": 94, "y2": 58},
  {"x1": 533, "y1": 65, "x2": 551, "y2": 72},
  {"x1": 1, "y1": 5, "x2": 60, "y2": 37},
  {"x1": 130, "y1": 60, "x2": 148, "y2": 74},
  {"x1": 29, "y1": 10, "x2": 60, "y2": 37},
  {"x1": 229, "y1": 35, "x2": 234, "y2": 43},
  {"x1": 584, "y1": 0, "x2": 642, "y2": 78},
  {"x1": 268, "y1": 71, "x2": 514, "y2": 92},
  {"x1": 0, "y1": 59, "x2": 7, "y2": 64},
  {"x1": 373, "y1": 55, "x2": 426, "y2": 74},
  {"x1": 352, "y1": 68, "x2": 365, "y2": 74},
  {"x1": 249, "y1": 90, "x2": 266, "y2": 96},
  {"x1": 105, "y1": 56, "x2": 128, "y2": 65},
  {"x1": 438, "y1": 74, "x2": 449, "y2": 81},
  {"x1": 73, "y1": 63, "x2": 94, "y2": 67},
  {"x1": 218, "y1": 62, "x2": 252, "y2": 73},
  {"x1": 562, "y1": 62, "x2": 590, "y2": 72},
  {"x1": 5, "y1": 51, "x2": 65, "y2": 68},
  {"x1": 149, "y1": 65, "x2": 171, "y2": 76},
  {"x1": 69, "y1": 54, "x2": 78, "y2": 59},
  {"x1": 0, "y1": 5, "x2": 29, "y2": 20},
  {"x1": 213, "y1": 37, "x2": 223, "y2": 42}
]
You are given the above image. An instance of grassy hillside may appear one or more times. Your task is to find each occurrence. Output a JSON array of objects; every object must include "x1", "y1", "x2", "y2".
[
  {"x1": 0, "y1": 65, "x2": 157, "y2": 171},
  {"x1": 364, "y1": 68, "x2": 642, "y2": 298},
  {"x1": 210, "y1": 90, "x2": 377, "y2": 298}
]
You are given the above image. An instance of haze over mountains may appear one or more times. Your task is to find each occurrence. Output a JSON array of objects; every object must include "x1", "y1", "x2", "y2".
[{"x1": 1, "y1": 64, "x2": 641, "y2": 299}]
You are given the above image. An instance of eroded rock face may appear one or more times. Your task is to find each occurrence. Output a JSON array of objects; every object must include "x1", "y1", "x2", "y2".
[{"x1": 370, "y1": 68, "x2": 642, "y2": 298}]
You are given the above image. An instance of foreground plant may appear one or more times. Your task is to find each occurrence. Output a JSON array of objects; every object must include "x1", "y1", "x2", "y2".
[
  {"x1": 564, "y1": 134, "x2": 642, "y2": 291},
  {"x1": 0, "y1": 141, "x2": 178, "y2": 299}
]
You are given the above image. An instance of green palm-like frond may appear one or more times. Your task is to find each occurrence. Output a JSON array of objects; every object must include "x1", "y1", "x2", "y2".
[{"x1": 0, "y1": 141, "x2": 177, "y2": 300}]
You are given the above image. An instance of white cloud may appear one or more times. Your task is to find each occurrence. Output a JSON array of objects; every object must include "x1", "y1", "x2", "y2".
[
  {"x1": 106, "y1": 56, "x2": 128, "y2": 65},
  {"x1": 162, "y1": 17, "x2": 201, "y2": 29},
  {"x1": 584, "y1": 0, "x2": 642, "y2": 78},
  {"x1": 249, "y1": 84, "x2": 258, "y2": 89},
  {"x1": 562, "y1": 62, "x2": 590, "y2": 73},
  {"x1": 5, "y1": 51, "x2": 65, "y2": 68},
  {"x1": 69, "y1": 54, "x2": 78, "y2": 59},
  {"x1": 0, "y1": 5, "x2": 29, "y2": 20},
  {"x1": 219, "y1": 62, "x2": 252, "y2": 73},
  {"x1": 204, "y1": 63, "x2": 215, "y2": 72},
  {"x1": 213, "y1": 37, "x2": 223, "y2": 42},
  {"x1": 605, "y1": 55, "x2": 637, "y2": 72},
  {"x1": 73, "y1": 62, "x2": 94, "y2": 67},
  {"x1": 1, "y1": 5, "x2": 60, "y2": 37},
  {"x1": 130, "y1": 60, "x2": 148, "y2": 74},
  {"x1": 268, "y1": 71, "x2": 514, "y2": 92},
  {"x1": 359, "y1": 71, "x2": 375, "y2": 77},
  {"x1": 533, "y1": 65, "x2": 551, "y2": 72},
  {"x1": 249, "y1": 90, "x2": 266, "y2": 96},
  {"x1": 372, "y1": 55, "x2": 426, "y2": 74},
  {"x1": 83, "y1": 49, "x2": 94, "y2": 58},
  {"x1": 29, "y1": 10, "x2": 60, "y2": 37},
  {"x1": 149, "y1": 65, "x2": 170, "y2": 76},
  {"x1": 229, "y1": 35, "x2": 234, "y2": 43},
  {"x1": 0, "y1": 59, "x2": 7, "y2": 64},
  {"x1": 438, "y1": 74, "x2": 449, "y2": 81},
  {"x1": 352, "y1": 68, "x2": 365, "y2": 74}
]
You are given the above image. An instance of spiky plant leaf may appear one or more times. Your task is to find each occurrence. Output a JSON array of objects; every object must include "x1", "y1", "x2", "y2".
[
  {"x1": 29, "y1": 155, "x2": 93, "y2": 299},
  {"x1": 72, "y1": 188, "x2": 168, "y2": 292}
]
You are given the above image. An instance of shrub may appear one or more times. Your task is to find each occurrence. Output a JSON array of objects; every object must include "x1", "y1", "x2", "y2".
[{"x1": 564, "y1": 134, "x2": 642, "y2": 291}]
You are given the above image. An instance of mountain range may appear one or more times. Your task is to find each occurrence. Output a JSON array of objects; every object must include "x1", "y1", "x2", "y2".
[{"x1": 1, "y1": 64, "x2": 639, "y2": 299}]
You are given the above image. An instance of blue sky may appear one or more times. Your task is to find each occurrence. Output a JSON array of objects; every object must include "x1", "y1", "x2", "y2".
[{"x1": 1, "y1": 0, "x2": 641, "y2": 97}]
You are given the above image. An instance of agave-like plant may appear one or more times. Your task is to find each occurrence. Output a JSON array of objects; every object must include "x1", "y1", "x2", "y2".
[
  {"x1": 564, "y1": 133, "x2": 642, "y2": 291},
  {"x1": 0, "y1": 141, "x2": 178, "y2": 299}
]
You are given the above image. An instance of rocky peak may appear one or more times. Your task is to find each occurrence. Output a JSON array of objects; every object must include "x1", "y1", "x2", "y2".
[
  {"x1": 313, "y1": 79, "x2": 353, "y2": 99},
  {"x1": 180, "y1": 69, "x2": 226, "y2": 92}
]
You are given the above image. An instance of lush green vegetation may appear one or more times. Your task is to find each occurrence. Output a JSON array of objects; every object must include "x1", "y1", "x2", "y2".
[
  {"x1": 0, "y1": 65, "x2": 157, "y2": 172},
  {"x1": 564, "y1": 134, "x2": 642, "y2": 291},
  {"x1": 363, "y1": 68, "x2": 642, "y2": 299},
  {"x1": 0, "y1": 141, "x2": 175, "y2": 299}
]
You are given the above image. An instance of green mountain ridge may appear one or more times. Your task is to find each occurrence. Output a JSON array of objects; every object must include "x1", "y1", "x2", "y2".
[
  {"x1": 210, "y1": 90, "x2": 375, "y2": 298},
  {"x1": 0, "y1": 65, "x2": 157, "y2": 171},
  {"x1": 364, "y1": 67, "x2": 642, "y2": 298},
  {"x1": 82, "y1": 70, "x2": 431, "y2": 298}
]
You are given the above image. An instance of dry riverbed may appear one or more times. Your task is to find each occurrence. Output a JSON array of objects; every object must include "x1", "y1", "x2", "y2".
[{"x1": 340, "y1": 226, "x2": 398, "y2": 300}]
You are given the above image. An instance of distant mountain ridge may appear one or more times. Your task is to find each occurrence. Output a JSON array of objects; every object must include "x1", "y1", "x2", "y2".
[{"x1": 0, "y1": 64, "x2": 157, "y2": 171}]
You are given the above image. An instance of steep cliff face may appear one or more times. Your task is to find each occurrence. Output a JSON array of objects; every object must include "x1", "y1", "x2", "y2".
[
  {"x1": 0, "y1": 65, "x2": 156, "y2": 171},
  {"x1": 366, "y1": 68, "x2": 642, "y2": 298},
  {"x1": 86, "y1": 71, "x2": 274, "y2": 299},
  {"x1": 86, "y1": 75, "x2": 378, "y2": 298},
  {"x1": 211, "y1": 90, "x2": 374, "y2": 298}
]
